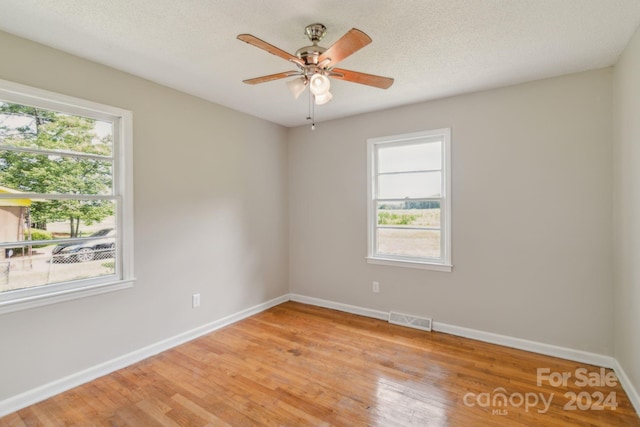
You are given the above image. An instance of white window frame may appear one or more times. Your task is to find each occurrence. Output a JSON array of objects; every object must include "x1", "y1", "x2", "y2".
[
  {"x1": 0, "y1": 79, "x2": 134, "y2": 314},
  {"x1": 367, "y1": 128, "x2": 452, "y2": 271}
]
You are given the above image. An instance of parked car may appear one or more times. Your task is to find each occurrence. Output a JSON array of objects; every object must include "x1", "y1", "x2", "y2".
[{"x1": 52, "y1": 228, "x2": 115, "y2": 263}]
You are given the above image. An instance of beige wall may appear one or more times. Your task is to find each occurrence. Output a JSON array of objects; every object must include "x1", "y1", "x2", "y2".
[
  {"x1": 0, "y1": 30, "x2": 289, "y2": 400},
  {"x1": 2, "y1": 22, "x2": 638, "y2": 408},
  {"x1": 613, "y1": 24, "x2": 640, "y2": 400},
  {"x1": 289, "y1": 69, "x2": 614, "y2": 355}
]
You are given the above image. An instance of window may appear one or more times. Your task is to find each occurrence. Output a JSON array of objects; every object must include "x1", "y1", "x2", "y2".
[
  {"x1": 0, "y1": 79, "x2": 134, "y2": 313},
  {"x1": 367, "y1": 129, "x2": 451, "y2": 271}
]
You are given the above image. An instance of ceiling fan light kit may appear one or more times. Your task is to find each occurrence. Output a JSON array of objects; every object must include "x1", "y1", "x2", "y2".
[{"x1": 238, "y1": 23, "x2": 394, "y2": 128}]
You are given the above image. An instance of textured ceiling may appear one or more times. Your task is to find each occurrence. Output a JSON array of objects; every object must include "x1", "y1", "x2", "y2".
[{"x1": 0, "y1": 0, "x2": 639, "y2": 127}]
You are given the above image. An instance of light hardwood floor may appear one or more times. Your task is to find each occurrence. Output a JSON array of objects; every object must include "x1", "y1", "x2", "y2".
[{"x1": 1, "y1": 301, "x2": 639, "y2": 426}]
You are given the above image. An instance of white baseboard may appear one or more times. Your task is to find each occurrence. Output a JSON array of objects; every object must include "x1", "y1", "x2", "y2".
[
  {"x1": 0, "y1": 294, "x2": 289, "y2": 418},
  {"x1": 289, "y1": 294, "x2": 639, "y2": 416},
  {"x1": 431, "y1": 321, "x2": 616, "y2": 368},
  {"x1": 290, "y1": 294, "x2": 613, "y2": 366},
  {"x1": 612, "y1": 358, "x2": 640, "y2": 415},
  {"x1": 2, "y1": 293, "x2": 638, "y2": 419},
  {"x1": 289, "y1": 293, "x2": 389, "y2": 320}
]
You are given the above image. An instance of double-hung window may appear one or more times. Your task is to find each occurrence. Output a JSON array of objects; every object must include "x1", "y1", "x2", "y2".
[
  {"x1": 367, "y1": 128, "x2": 452, "y2": 271},
  {"x1": 0, "y1": 79, "x2": 134, "y2": 313}
]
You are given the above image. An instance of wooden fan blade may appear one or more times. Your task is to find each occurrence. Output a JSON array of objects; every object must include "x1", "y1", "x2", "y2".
[
  {"x1": 237, "y1": 34, "x2": 304, "y2": 66},
  {"x1": 318, "y1": 28, "x2": 372, "y2": 67},
  {"x1": 242, "y1": 71, "x2": 300, "y2": 85},
  {"x1": 330, "y1": 68, "x2": 394, "y2": 89}
]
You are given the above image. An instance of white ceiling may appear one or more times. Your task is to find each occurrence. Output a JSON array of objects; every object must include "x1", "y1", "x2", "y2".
[{"x1": 0, "y1": 0, "x2": 639, "y2": 128}]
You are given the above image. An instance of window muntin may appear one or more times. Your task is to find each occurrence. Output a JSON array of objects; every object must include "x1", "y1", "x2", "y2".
[
  {"x1": 1, "y1": 149, "x2": 114, "y2": 195},
  {"x1": 367, "y1": 129, "x2": 451, "y2": 270},
  {"x1": 378, "y1": 171, "x2": 442, "y2": 199},
  {"x1": 0, "y1": 79, "x2": 133, "y2": 313}
]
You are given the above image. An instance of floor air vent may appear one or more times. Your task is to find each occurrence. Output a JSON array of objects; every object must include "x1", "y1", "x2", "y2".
[{"x1": 388, "y1": 312, "x2": 432, "y2": 332}]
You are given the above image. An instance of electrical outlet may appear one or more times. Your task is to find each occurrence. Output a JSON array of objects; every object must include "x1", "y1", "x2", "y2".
[
  {"x1": 192, "y1": 293, "x2": 201, "y2": 308},
  {"x1": 372, "y1": 281, "x2": 380, "y2": 293}
]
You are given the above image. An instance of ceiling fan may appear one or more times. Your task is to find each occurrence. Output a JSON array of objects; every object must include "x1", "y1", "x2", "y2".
[{"x1": 237, "y1": 23, "x2": 394, "y2": 110}]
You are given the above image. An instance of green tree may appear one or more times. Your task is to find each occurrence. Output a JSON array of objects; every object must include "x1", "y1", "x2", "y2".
[
  {"x1": 403, "y1": 200, "x2": 440, "y2": 210},
  {"x1": 0, "y1": 103, "x2": 113, "y2": 237}
]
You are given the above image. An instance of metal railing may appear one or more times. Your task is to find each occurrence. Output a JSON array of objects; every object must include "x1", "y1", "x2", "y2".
[{"x1": 0, "y1": 247, "x2": 115, "y2": 292}]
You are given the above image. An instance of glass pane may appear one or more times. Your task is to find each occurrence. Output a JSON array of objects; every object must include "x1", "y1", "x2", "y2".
[
  {"x1": 377, "y1": 201, "x2": 441, "y2": 228},
  {"x1": 378, "y1": 171, "x2": 441, "y2": 199},
  {"x1": 0, "y1": 150, "x2": 113, "y2": 195},
  {"x1": 0, "y1": 203, "x2": 116, "y2": 293},
  {"x1": 377, "y1": 228, "x2": 441, "y2": 259},
  {"x1": 0, "y1": 102, "x2": 113, "y2": 157},
  {"x1": 378, "y1": 141, "x2": 441, "y2": 173}
]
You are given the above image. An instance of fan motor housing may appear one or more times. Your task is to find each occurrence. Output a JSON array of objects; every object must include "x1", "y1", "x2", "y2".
[
  {"x1": 295, "y1": 45, "x2": 326, "y2": 65},
  {"x1": 296, "y1": 23, "x2": 328, "y2": 65}
]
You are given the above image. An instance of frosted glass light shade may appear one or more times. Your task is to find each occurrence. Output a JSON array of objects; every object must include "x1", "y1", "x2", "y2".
[
  {"x1": 286, "y1": 77, "x2": 307, "y2": 99},
  {"x1": 309, "y1": 74, "x2": 330, "y2": 96},
  {"x1": 314, "y1": 91, "x2": 333, "y2": 105}
]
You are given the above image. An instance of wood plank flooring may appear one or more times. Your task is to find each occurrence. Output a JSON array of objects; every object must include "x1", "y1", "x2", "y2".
[{"x1": 1, "y1": 301, "x2": 638, "y2": 426}]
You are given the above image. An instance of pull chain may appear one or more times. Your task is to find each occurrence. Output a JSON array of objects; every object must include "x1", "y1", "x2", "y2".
[
  {"x1": 304, "y1": 81, "x2": 317, "y2": 130},
  {"x1": 306, "y1": 88, "x2": 316, "y2": 130}
]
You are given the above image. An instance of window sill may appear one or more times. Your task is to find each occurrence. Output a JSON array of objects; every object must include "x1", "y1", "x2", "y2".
[
  {"x1": 0, "y1": 278, "x2": 135, "y2": 315},
  {"x1": 366, "y1": 257, "x2": 453, "y2": 272}
]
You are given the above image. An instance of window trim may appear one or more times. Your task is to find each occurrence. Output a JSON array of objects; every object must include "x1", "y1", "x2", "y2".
[
  {"x1": 366, "y1": 128, "x2": 452, "y2": 272},
  {"x1": 0, "y1": 78, "x2": 134, "y2": 314}
]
